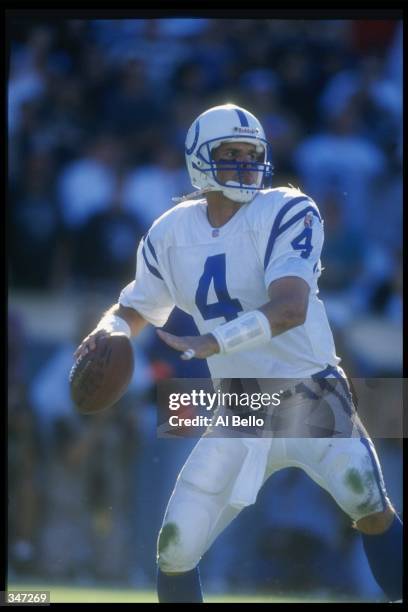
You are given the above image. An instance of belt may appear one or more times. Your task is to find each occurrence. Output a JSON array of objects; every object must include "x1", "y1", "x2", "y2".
[
  {"x1": 280, "y1": 365, "x2": 344, "y2": 401},
  {"x1": 311, "y1": 364, "x2": 341, "y2": 380}
]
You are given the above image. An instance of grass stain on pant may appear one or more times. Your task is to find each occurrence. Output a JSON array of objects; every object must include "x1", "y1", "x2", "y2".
[
  {"x1": 345, "y1": 468, "x2": 380, "y2": 514},
  {"x1": 158, "y1": 522, "x2": 180, "y2": 558},
  {"x1": 345, "y1": 469, "x2": 365, "y2": 494}
]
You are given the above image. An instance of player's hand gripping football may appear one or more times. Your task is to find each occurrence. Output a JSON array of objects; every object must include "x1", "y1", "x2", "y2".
[
  {"x1": 157, "y1": 329, "x2": 220, "y2": 360},
  {"x1": 74, "y1": 329, "x2": 110, "y2": 360}
]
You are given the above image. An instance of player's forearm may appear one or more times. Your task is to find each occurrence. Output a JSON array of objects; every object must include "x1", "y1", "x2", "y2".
[
  {"x1": 102, "y1": 303, "x2": 149, "y2": 337},
  {"x1": 209, "y1": 292, "x2": 309, "y2": 354},
  {"x1": 259, "y1": 276, "x2": 310, "y2": 337},
  {"x1": 259, "y1": 298, "x2": 307, "y2": 337}
]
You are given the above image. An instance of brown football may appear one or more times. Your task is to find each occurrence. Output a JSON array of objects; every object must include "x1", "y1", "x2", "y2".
[{"x1": 70, "y1": 333, "x2": 134, "y2": 414}]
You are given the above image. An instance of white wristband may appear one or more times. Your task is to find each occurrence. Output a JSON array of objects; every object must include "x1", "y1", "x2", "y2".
[
  {"x1": 211, "y1": 310, "x2": 271, "y2": 355},
  {"x1": 95, "y1": 313, "x2": 131, "y2": 338}
]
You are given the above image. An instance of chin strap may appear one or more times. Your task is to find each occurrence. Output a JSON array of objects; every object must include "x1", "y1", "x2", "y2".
[{"x1": 171, "y1": 187, "x2": 216, "y2": 204}]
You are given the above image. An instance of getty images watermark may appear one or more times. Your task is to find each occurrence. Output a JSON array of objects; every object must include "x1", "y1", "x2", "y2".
[
  {"x1": 167, "y1": 388, "x2": 282, "y2": 429},
  {"x1": 156, "y1": 378, "x2": 405, "y2": 439}
]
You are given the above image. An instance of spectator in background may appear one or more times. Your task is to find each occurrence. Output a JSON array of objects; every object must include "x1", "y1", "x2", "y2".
[
  {"x1": 363, "y1": 164, "x2": 402, "y2": 258},
  {"x1": 202, "y1": 466, "x2": 384, "y2": 600},
  {"x1": 86, "y1": 407, "x2": 141, "y2": 583},
  {"x1": 317, "y1": 188, "x2": 401, "y2": 376},
  {"x1": 252, "y1": 469, "x2": 372, "y2": 598},
  {"x1": 319, "y1": 54, "x2": 402, "y2": 155},
  {"x1": 95, "y1": 19, "x2": 189, "y2": 93},
  {"x1": 29, "y1": 302, "x2": 150, "y2": 583},
  {"x1": 8, "y1": 25, "x2": 53, "y2": 139},
  {"x1": 274, "y1": 42, "x2": 322, "y2": 128},
  {"x1": 239, "y1": 68, "x2": 301, "y2": 180},
  {"x1": 349, "y1": 20, "x2": 398, "y2": 56},
  {"x1": 317, "y1": 190, "x2": 366, "y2": 328},
  {"x1": 170, "y1": 95, "x2": 211, "y2": 153},
  {"x1": 36, "y1": 406, "x2": 141, "y2": 584},
  {"x1": 369, "y1": 248, "x2": 402, "y2": 325},
  {"x1": 8, "y1": 309, "x2": 40, "y2": 578},
  {"x1": 293, "y1": 101, "x2": 386, "y2": 233},
  {"x1": 339, "y1": 247, "x2": 402, "y2": 377},
  {"x1": 101, "y1": 58, "x2": 162, "y2": 143},
  {"x1": 57, "y1": 131, "x2": 123, "y2": 230},
  {"x1": 385, "y1": 21, "x2": 402, "y2": 96},
  {"x1": 170, "y1": 20, "x2": 235, "y2": 99},
  {"x1": 128, "y1": 20, "x2": 189, "y2": 90},
  {"x1": 9, "y1": 150, "x2": 65, "y2": 290},
  {"x1": 36, "y1": 73, "x2": 89, "y2": 166},
  {"x1": 384, "y1": 250, "x2": 402, "y2": 325},
  {"x1": 318, "y1": 191, "x2": 365, "y2": 294},
  {"x1": 29, "y1": 305, "x2": 101, "y2": 443},
  {"x1": 69, "y1": 175, "x2": 144, "y2": 294},
  {"x1": 122, "y1": 140, "x2": 191, "y2": 231},
  {"x1": 35, "y1": 415, "x2": 95, "y2": 582}
]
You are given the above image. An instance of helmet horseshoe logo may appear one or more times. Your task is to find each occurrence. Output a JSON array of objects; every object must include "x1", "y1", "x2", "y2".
[{"x1": 185, "y1": 120, "x2": 200, "y2": 155}]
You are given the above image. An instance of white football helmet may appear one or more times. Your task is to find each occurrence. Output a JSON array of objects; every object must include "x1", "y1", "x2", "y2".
[{"x1": 184, "y1": 104, "x2": 273, "y2": 204}]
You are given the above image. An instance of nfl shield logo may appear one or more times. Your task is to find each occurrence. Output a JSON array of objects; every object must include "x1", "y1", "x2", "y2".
[{"x1": 304, "y1": 212, "x2": 314, "y2": 227}]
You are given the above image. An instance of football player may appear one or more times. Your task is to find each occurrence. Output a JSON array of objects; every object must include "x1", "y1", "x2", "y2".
[{"x1": 75, "y1": 104, "x2": 402, "y2": 603}]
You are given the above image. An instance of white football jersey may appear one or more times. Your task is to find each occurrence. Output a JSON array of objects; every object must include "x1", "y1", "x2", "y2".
[{"x1": 119, "y1": 186, "x2": 340, "y2": 378}]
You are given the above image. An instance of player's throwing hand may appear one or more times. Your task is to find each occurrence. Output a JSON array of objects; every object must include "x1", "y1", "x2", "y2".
[{"x1": 74, "y1": 330, "x2": 110, "y2": 360}]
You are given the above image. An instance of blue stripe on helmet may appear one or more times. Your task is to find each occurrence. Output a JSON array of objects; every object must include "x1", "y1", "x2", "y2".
[
  {"x1": 235, "y1": 109, "x2": 249, "y2": 127},
  {"x1": 185, "y1": 120, "x2": 200, "y2": 155}
]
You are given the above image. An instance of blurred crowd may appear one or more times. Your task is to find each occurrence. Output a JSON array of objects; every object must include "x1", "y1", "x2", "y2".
[{"x1": 8, "y1": 17, "x2": 402, "y2": 600}]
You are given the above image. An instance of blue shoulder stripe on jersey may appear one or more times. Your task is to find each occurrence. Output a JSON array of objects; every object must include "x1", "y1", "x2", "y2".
[
  {"x1": 278, "y1": 206, "x2": 321, "y2": 235},
  {"x1": 264, "y1": 196, "x2": 310, "y2": 268},
  {"x1": 142, "y1": 244, "x2": 163, "y2": 280},
  {"x1": 146, "y1": 235, "x2": 158, "y2": 263},
  {"x1": 235, "y1": 109, "x2": 249, "y2": 127},
  {"x1": 264, "y1": 197, "x2": 321, "y2": 270}
]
